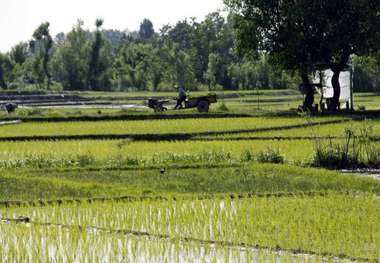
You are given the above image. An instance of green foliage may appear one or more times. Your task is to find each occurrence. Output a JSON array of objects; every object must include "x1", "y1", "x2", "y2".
[
  {"x1": 227, "y1": 0, "x2": 380, "y2": 110},
  {"x1": 0, "y1": 53, "x2": 13, "y2": 89},
  {"x1": 3, "y1": 11, "x2": 306, "y2": 91},
  {"x1": 204, "y1": 53, "x2": 219, "y2": 90},
  {"x1": 85, "y1": 18, "x2": 113, "y2": 91},
  {"x1": 51, "y1": 20, "x2": 90, "y2": 90},
  {"x1": 256, "y1": 148, "x2": 284, "y2": 164},
  {"x1": 30, "y1": 22, "x2": 53, "y2": 90},
  {"x1": 139, "y1": 19, "x2": 155, "y2": 41},
  {"x1": 1, "y1": 164, "x2": 380, "y2": 201},
  {"x1": 9, "y1": 42, "x2": 29, "y2": 65},
  {"x1": 313, "y1": 130, "x2": 360, "y2": 169},
  {"x1": 312, "y1": 124, "x2": 380, "y2": 169},
  {"x1": 353, "y1": 55, "x2": 380, "y2": 92}
]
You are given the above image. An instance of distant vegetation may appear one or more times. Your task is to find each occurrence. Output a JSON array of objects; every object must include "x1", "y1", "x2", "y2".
[
  {"x1": 0, "y1": 13, "x2": 300, "y2": 92},
  {"x1": 0, "y1": 7, "x2": 379, "y2": 99}
]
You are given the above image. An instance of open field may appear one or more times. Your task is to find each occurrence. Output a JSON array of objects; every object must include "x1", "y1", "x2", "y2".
[{"x1": 1, "y1": 90, "x2": 380, "y2": 261}]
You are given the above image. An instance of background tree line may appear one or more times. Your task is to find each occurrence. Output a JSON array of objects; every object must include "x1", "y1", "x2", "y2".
[
  {"x1": 0, "y1": 13, "x2": 299, "y2": 92},
  {"x1": 1, "y1": 10, "x2": 380, "y2": 93}
]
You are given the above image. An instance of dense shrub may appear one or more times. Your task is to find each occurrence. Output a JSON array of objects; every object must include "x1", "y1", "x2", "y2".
[
  {"x1": 312, "y1": 124, "x2": 380, "y2": 169},
  {"x1": 256, "y1": 148, "x2": 284, "y2": 164}
]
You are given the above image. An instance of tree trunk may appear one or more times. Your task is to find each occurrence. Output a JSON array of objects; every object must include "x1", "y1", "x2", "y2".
[
  {"x1": 327, "y1": 48, "x2": 350, "y2": 111},
  {"x1": 329, "y1": 70, "x2": 341, "y2": 111},
  {"x1": 301, "y1": 73, "x2": 314, "y2": 111},
  {"x1": 0, "y1": 70, "x2": 7, "y2": 89}
]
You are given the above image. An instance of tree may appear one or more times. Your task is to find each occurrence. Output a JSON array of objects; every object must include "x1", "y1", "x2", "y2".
[
  {"x1": 166, "y1": 42, "x2": 196, "y2": 89},
  {"x1": 10, "y1": 42, "x2": 29, "y2": 65},
  {"x1": 204, "y1": 53, "x2": 220, "y2": 90},
  {"x1": 114, "y1": 42, "x2": 151, "y2": 90},
  {"x1": 353, "y1": 56, "x2": 380, "y2": 92},
  {"x1": 0, "y1": 53, "x2": 13, "y2": 89},
  {"x1": 88, "y1": 18, "x2": 111, "y2": 90},
  {"x1": 197, "y1": 13, "x2": 226, "y2": 83},
  {"x1": 139, "y1": 19, "x2": 155, "y2": 41},
  {"x1": 226, "y1": 0, "x2": 380, "y2": 111},
  {"x1": 52, "y1": 20, "x2": 90, "y2": 90},
  {"x1": 226, "y1": 1, "x2": 324, "y2": 110},
  {"x1": 30, "y1": 22, "x2": 53, "y2": 89},
  {"x1": 312, "y1": 1, "x2": 380, "y2": 110}
]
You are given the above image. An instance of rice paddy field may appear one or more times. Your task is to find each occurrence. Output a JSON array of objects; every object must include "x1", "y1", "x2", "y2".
[{"x1": 1, "y1": 90, "x2": 380, "y2": 262}]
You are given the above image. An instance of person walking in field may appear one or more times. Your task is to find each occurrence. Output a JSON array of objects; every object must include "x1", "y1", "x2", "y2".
[{"x1": 174, "y1": 85, "x2": 187, "y2": 109}]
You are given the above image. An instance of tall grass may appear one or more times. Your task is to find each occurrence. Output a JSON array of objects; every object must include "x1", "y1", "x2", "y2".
[{"x1": 312, "y1": 122, "x2": 380, "y2": 169}]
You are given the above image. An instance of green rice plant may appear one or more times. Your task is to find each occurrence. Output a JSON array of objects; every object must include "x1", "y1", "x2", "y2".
[
  {"x1": 0, "y1": 116, "x2": 343, "y2": 138},
  {"x1": 76, "y1": 154, "x2": 96, "y2": 167},
  {"x1": 0, "y1": 222, "x2": 307, "y2": 262},
  {"x1": 1, "y1": 193, "x2": 378, "y2": 260},
  {"x1": 241, "y1": 150, "x2": 254, "y2": 162},
  {"x1": 2, "y1": 164, "x2": 380, "y2": 202},
  {"x1": 0, "y1": 139, "x2": 316, "y2": 169}
]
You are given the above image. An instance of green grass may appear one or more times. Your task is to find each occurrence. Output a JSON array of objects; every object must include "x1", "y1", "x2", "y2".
[{"x1": 1, "y1": 164, "x2": 379, "y2": 202}]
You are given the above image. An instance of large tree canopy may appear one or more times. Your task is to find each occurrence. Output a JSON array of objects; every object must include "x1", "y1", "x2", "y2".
[{"x1": 226, "y1": 0, "x2": 380, "y2": 110}]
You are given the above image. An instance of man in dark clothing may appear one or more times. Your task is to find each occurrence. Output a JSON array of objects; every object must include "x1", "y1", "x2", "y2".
[{"x1": 174, "y1": 86, "x2": 187, "y2": 109}]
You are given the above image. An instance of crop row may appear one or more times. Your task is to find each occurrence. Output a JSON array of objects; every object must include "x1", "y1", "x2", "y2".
[
  {"x1": 0, "y1": 116, "x2": 343, "y2": 138},
  {"x1": 1, "y1": 222, "x2": 311, "y2": 263},
  {"x1": 5, "y1": 137, "x2": 380, "y2": 169},
  {"x1": 2, "y1": 164, "x2": 380, "y2": 202},
  {"x1": 3, "y1": 138, "x2": 380, "y2": 169},
  {"x1": 1, "y1": 193, "x2": 379, "y2": 260},
  {"x1": 0, "y1": 139, "x2": 315, "y2": 169},
  {"x1": 201, "y1": 119, "x2": 378, "y2": 140}
]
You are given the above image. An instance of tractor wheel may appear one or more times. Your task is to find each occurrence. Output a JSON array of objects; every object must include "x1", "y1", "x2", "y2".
[
  {"x1": 197, "y1": 100, "x2": 210, "y2": 113},
  {"x1": 154, "y1": 105, "x2": 164, "y2": 113}
]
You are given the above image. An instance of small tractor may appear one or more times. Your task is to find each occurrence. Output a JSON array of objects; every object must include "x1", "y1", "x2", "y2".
[{"x1": 148, "y1": 94, "x2": 217, "y2": 113}]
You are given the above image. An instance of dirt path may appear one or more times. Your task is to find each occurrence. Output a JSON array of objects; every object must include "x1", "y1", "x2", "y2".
[
  {"x1": 340, "y1": 170, "x2": 380, "y2": 181},
  {"x1": 0, "y1": 120, "x2": 21, "y2": 126}
]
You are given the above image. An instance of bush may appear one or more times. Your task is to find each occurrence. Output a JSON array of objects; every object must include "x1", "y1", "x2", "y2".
[
  {"x1": 312, "y1": 124, "x2": 380, "y2": 169},
  {"x1": 256, "y1": 148, "x2": 284, "y2": 164}
]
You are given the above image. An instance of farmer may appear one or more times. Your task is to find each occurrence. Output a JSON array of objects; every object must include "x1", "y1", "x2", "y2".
[{"x1": 174, "y1": 85, "x2": 187, "y2": 109}]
